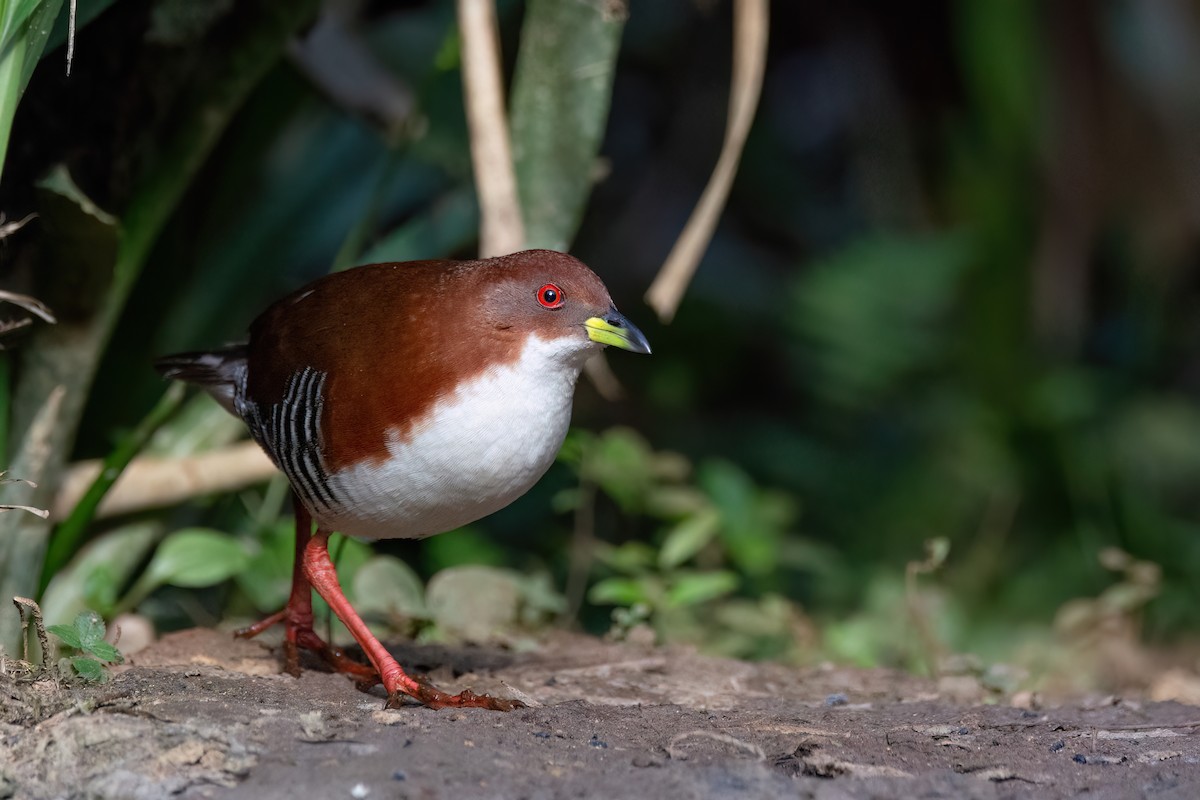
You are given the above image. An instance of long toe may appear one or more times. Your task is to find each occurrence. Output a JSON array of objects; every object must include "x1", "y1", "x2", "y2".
[
  {"x1": 306, "y1": 636, "x2": 379, "y2": 682},
  {"x1": 387, "y1": 682, "x2": 526, "y2": 711},
  {"x1": 233, "y1": 606, "x2": 379, "y2": 682}
]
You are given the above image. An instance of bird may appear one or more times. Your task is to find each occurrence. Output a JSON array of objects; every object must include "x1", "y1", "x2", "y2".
[{"x1": 155, "y1": 249, "x2": 650, "y2": 711}]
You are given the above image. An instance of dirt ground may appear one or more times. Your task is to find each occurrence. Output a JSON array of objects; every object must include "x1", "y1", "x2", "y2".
[{"x1": 3, "y1": 628, "x2": 1200, "y2": 799}]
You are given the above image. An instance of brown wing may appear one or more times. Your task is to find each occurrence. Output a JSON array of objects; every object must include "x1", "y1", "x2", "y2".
[
  {"x1": 244, "y1": 260, "x2": 515, "y2": 472},
  {"x1": 242, "y1": 250, "x2": 613, "y2": 474}
]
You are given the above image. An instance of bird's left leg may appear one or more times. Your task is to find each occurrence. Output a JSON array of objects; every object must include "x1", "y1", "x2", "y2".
[
  {"x1": 303, "y1": 527, "x2": 525, "y2": 711},
  {"x1": 235, "y1": 494, "x2": 377, "y2": 682}
]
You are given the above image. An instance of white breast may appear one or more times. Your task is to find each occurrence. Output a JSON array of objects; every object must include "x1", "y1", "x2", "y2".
[{"x1": 317, "y1": 335, "x2": 590, "y2": 540}]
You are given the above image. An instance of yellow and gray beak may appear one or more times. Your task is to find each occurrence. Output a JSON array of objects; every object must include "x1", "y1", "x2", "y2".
[{"x1": 585, "y1": 308, "x2": 652, "y2": 354}]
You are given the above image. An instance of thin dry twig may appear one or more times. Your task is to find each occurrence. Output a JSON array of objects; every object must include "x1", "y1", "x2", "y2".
[
  {"x1": 67, "y1": 0, "x2": 77, "y2": 75},
  {"x1": 1091, "y1": 720, "x2": 1200, "y2": 732},
  {"x1": 666, "y1": 730, "x2": 766, "y2": 761},
  {"x1": 582, "y1": 353, "x2": 623, "y2": 401},
  {"x1": 457, "y1": 0, "x2": 525, "y2": 257},
  {"x1": 0, "y1": 290, "x2": 56, "y2": 324},
  {"x1": 645, "y1": 0, "x2": 769, "y2": 322},
  {"x1": 0, "y1": 212, "x2": 37, "y2": 240},
  {"x1": 0, "y1": 504, "x2": 48, "y2": 518},
  {"x1": 905, "y1": 538, "x2": 950, "y2": 679},
  {"x1": 980, "y1": 718, "x2": 1200, "y2": 733},
  {"x1": 12, "y1": 596, "x2": 51, "y2": 670}
]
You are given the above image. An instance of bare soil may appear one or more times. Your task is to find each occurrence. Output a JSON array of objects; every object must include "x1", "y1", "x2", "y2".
[{"x1": 3, "y1": 628, "x2": 1199, "y2": 799}]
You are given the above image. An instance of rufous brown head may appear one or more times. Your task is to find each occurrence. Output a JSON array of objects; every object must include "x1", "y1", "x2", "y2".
[{"x1": 473, "y1": 249, "x2": 651, "y2": 357}]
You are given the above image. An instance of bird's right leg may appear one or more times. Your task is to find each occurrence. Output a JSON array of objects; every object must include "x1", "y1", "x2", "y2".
[
  {"x1": 234, "y1": 493, "x2": 377, "y2": 682},
  {"x1": 302, "y1": 528, "x2": 524, "y2": 711}
]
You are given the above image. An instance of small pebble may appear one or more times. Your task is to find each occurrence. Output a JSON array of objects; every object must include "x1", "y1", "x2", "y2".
[
  {"x1": 1050, "y1": 740, "x2": 1065, "y2": 753},
  {"x1": 532, "y1": 731, "x2": 551, "y2": 740},
  {"x1": 350, "y1": 783, "x2": 369, "y2": 798},
  {"x1": 1073, "y1": 754, "x2": 1087, "y2": 764},
  {"x1": 589, "y1": 735, "x2": 608, "y2": 749},
  {"x1": 825, "y1": 693, "x2": 849, "y2": 707},
  {"x1": 391, "y1": 771, "x2": 406, "y2": 782}
]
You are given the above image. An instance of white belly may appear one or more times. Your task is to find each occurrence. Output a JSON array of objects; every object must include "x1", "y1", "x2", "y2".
[{"x1": 317, "y1": 336, "x2": 584, "y2": 540}]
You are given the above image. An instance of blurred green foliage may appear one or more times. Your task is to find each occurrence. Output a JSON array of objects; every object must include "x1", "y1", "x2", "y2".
[{"x1": 2, "y1": 0, "x2": 1200, "y2": 685}]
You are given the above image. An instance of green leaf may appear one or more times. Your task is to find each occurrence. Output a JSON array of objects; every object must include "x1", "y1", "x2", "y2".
[
  {"x1": 585, "y1": 428, "x2": 657, "y2": 512},
  {"x1": 46, "y1": 623, "x2": 81, "y2": 649},
  {"x1": 515, "y1": 571, "x2": 566, "y2": 624},
  {"x1": 645, "y1": 486, "x2": 709, "y2": 519},
  {"x1": 0, "y1": 0, "x2": 46, "y2": 54},
  {"x1": 70, "y1": 655, "x2": 106, "y2": 682},
  {"x1": 699, "y1": 460, "x2": 796, "y2": 577},
  {"x1": 550, "y1": 487, "x2": 582, "y2": 514},
  {"x1": 593, "y1": 541, "x2": 656, "y2": 574},
  {"x1": 237, "y1": 518, "x2": 295, "y2": 612},
  {"x1": 143, "y1": 528, "x2": 249, "y2": 589},
  {"x1": 698, "y1": 460, "x2": 755, "y2": 531},
  {"x1": 666, "y1": 571, "x2": 739, "y2": 608},
  {"x1": 359, "y1": 187, "x2": 478, "y2": 265},
  {"x1": 85, "y1": 639, "x2": 123, "y2": 665},
  {"x1": 510, "y1": 0, "x2": 626, "y2": 251},
  {"x1": 353, "y1": 555, "x2": 427, "y2": 619},
  {"x1": 15, "y1": 0, "x2": 63, "y2": 96},
  {"x1": 72, "y1": 609, "x2": 106, "y2": 647},
  {"x1": 587, "y1": 577, "x2": 648, "y2": 607},
  {"x1": 0, "y1": 0, "x2": 64, "y2": 193},
  {"x1": 555, "y1": 428, "x2": 595, "y2": 468},
  {"x1": 658, "y1": 507, "x2": 721, "y2": 570},
  {"x1": 42, "y1": 522, "x2": 161, "y2": 625}
]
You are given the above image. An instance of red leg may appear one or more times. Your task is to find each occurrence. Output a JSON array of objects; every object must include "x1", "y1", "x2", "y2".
[
  {"x1": 235, "y1": 495, "x2": 377, "y2": 682},
  {"x1": 303, "y1": 527, "x2": 524, "y2": 711}
]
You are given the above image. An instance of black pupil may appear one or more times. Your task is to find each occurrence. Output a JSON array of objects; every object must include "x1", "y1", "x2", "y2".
[{"x1": 543, "y1": 288, "x2": 557, "y2": 304}]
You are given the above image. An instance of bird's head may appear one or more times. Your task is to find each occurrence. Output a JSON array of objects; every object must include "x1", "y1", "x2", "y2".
[{"x1": 478, "y1": 250, "x2": 651, "y2": 363}]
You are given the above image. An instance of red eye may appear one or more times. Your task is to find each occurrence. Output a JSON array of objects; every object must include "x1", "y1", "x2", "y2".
[{"x1": 537, "y1": 283, "x2": 564, "y2": 308}]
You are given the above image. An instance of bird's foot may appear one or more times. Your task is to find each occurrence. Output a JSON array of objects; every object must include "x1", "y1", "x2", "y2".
[
  {"x1": 386, "y1": 679, "x2": 526, "y2": 712},
  {"x1": 235, "y1": 609, "x2": 378, "y2": 682}
]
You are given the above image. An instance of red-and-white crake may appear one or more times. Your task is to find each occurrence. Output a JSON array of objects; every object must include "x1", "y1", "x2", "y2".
[{"x1": 156, "y1": 249, "x2": 651, "y2": 711}]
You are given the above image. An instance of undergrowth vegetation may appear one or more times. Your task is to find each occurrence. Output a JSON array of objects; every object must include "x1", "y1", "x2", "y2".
[{"x1": 1, "y1": 0, "x2": 1199, "y2": 697}]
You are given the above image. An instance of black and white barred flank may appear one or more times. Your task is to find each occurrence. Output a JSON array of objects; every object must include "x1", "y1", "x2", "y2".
[{"x1": 155, "y1": 350, "x2": 340, "y2": 512}]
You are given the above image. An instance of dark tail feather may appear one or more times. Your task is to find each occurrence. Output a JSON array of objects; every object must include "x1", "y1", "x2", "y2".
[{"x1": 155, "y1": 345, "x2": 247, "y2": 415}]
